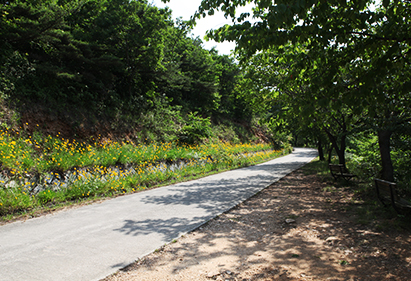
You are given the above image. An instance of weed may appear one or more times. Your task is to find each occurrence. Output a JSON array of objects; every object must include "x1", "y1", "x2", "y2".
[
  {"x1": 323, "y1": 186, "x2": 337, "y2": 192},
  {"x1": 286, "y1": 214, "x2": 298, "y2": 220},
  {"x1": 339, "y1": 260, "x2": 349, "y2": 266}
]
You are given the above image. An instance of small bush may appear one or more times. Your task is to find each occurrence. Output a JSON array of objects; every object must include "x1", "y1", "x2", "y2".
[{"x1": 178, "y1": 112, "x2": 212, "y2": 144}]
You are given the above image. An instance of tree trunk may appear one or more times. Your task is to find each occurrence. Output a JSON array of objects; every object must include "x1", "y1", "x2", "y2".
[
  {"x1": 324, "y1": 128, "x2": 346, "y2": 165},
  {"x1": 323, "y1": 112, "x2": 348, "y2": 166},
  {"x1": 327, "y1": 146, "x2": 332, "y2": 163},
  {"x1": 335, "y1": 144, "x2": 345, "y2": 165},
  {"x1": 293, "y1": 132, "x2": 298, "y2": 147},
  {"x1": 338, "y1": 133, "x2": 346, "y2": 165},
  {"x1": 317, "y1": 138, "x2": 325, "y2": 161},
  {"x1": 377, "y1": 130, "x2": 394, "y2": 182}
]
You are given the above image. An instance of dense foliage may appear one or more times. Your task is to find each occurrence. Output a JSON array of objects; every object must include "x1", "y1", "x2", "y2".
[
  {"x1": 0, "y1": 0, "x2": 256, "y2": 143},
  {"x1": 195, "y1": 0, "x2": 410, "y2": 193}
]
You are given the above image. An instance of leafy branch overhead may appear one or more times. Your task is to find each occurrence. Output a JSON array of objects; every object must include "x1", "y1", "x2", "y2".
[{"x1": 193, "y1": 0, "x2": 410, "y2": 182}]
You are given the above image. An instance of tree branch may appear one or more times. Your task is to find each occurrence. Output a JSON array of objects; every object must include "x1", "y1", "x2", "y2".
[{"x1": 348, "y1": 31, "x2": 411, "y2": 43}]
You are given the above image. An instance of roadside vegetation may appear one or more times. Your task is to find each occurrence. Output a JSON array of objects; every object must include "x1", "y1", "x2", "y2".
[{"x1": 0, "y1": 127, "x2": 290, "y2": 221}]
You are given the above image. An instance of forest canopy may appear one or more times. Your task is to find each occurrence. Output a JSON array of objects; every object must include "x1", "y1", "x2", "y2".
[
  {"x1": 0, "y1": 0, "x2": 253, "y2": 141},
  {"x1": 193, "y1": 0, "x2": 410, "y2": 187}
]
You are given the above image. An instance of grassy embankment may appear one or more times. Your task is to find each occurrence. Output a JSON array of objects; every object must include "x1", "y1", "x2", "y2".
[{"x1": 0, "y1": 128, "x2": 290, "y2": 221}]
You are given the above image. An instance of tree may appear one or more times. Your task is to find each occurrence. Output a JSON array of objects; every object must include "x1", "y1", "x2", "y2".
[
  {"x1": 236, "y1": 44, "x2": 355, "y2": 164},
  {"x1": 193, "y1": 0, "x2": 411, "y2": 181},
  {"x1": 1, "y1": 0, "x2": 171, "y2": 114},
  {"x1": 157, "y1": 23, "x2": 220, "y2": 115},
  {"x1": 211, "y1": 51, "x2": 252, "y2": 121}
]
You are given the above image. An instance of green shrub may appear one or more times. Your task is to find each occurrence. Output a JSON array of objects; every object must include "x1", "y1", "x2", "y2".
[
  {"x1": 139, "y1": 97, "x2": 183, "y2": 143},
  {"x1": 179, "y1": 112, "x2": 212, "y2": 144}
]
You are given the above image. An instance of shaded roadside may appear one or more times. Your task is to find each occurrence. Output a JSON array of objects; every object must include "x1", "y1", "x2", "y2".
[{"x1": 103, "y1": 162, "x2": 411, "y2": 281}]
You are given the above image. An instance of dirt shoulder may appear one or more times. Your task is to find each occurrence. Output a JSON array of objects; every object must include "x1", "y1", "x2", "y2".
[{"x1": 103, "y1": 165, "x2": 411, "y2": 281}]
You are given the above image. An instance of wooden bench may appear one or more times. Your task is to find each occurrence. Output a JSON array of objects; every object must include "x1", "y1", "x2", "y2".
[
  {"x1": 329, "y1": 164, "x2": 356, "y2": 181},
  {"x1": 375, "y1": 178, "x2": 411, "y2": 215}
]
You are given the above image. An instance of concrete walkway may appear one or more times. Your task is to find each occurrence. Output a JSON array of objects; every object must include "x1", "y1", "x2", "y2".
[{"x1": 0, "y1": 148, "x2": 317, "y2": 281}]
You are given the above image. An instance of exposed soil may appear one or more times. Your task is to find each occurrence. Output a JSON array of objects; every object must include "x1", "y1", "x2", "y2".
[{"x1": 103, "y1": 167, "x2": 411, "y2": 281}]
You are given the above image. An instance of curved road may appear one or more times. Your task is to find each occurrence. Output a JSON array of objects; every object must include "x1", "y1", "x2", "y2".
[{"x1": 0, "y1": 147, "x2": 317, "y2": 281}]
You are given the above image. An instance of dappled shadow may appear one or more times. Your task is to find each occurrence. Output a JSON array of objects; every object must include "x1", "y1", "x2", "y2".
[
  {"x1": 139, "y1": 156, "x2": 316, "y2": 213},
  {"x1": 110, "y1": 149, "x2": 317, "y2": 247},
  {"x1": 113, "y1": 216, "x2": 205, "y2": 242},
  {"x1": 112, "y1": 167, "x2": 411, "y2": 281}
]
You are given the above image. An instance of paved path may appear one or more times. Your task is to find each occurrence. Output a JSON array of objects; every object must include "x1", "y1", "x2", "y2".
[{"x1": 0, "y1": 148, "x2": 317, "y2": 281}]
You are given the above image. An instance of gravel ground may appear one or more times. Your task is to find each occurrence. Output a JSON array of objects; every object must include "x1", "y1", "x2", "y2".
[{"x1": 103, "y1": 167, "x2": 411, "y2": 281}]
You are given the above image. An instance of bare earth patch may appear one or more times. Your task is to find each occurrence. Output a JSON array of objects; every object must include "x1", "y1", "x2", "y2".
[{"x1": 103, "y1": 168, "x2": 411, "y2": 281}]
